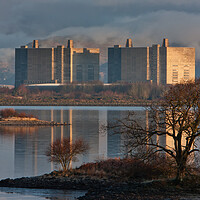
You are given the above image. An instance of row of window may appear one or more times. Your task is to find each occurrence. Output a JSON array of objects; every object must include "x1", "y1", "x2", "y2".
[{"x1": 172, "y1": 68, "x2": 190, "y2": 82}]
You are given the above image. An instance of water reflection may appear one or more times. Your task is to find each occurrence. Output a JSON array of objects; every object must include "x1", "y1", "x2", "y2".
[
  {"x1": 0, "y1": 106, "x2": 141, "y2": 179},
  {"x1": 0, "y1": 126, "x2": 39, "y2": 134}
]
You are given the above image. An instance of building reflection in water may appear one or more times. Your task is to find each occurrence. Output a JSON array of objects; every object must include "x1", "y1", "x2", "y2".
[
  {"x1": 51, "y1": 109, "x2": 54, "y2": 171},
  {"x1": 0, "y1": 133, "x2": 15, "y2": 178},
  {"x1": 0, "y1": 107, "x2": 161, "y2": 179},
  {"x1": 98, "y1": 110, "x2": 107, "y2": 159},
  {"x1": 69, "y1": 109, "x2": 73, "y2": 169}
]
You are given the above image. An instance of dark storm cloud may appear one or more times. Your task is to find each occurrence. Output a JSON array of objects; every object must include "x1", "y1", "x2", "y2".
[
  {"x1": 1, "y1": 0, "x2": 200, "y2": 70},
  {"x1": 1, "y1": 0, "x2": 200, "y2": 38},
  {"x1": 0, "y1": 0, "x2": 113, "y2": 37}
]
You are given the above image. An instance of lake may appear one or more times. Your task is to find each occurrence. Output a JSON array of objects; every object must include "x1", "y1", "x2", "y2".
[{"x1": 0, "y1": 106, "x2": 143, "y2": 199}]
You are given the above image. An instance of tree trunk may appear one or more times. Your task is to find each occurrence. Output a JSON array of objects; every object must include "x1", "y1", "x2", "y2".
[{"x1": 175, "y1": 161, "x2": 186, "y2": 183}]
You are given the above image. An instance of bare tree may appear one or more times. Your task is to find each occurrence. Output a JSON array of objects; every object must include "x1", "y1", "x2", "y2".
[
  {"x1": 111, "y1": 80, "x2": 200, "y2": 182},
  {"x1": 46, "y1": 138, "x2": 89, "y2": 172}
]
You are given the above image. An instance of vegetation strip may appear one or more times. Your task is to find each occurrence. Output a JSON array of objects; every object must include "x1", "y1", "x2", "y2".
[{"x1": 0, "y1": 82, "x2": 165, "y2": 106}]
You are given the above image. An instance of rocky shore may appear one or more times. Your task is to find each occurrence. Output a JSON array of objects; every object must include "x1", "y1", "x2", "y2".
[
  {"x1": 0, "y1": 173, "x2": 200, "y2": 200},
  {"x1": 0, "y1": 173, "x2": 114, "y2": 190}
]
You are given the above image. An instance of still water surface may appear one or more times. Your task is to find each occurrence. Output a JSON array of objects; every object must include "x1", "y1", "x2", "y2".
[
  {"x1": 0, "y1": 187, "x2": 86, "y2": 200},
  {"x1": 0, "y1": 106, "x2": 142, "y2": 199}
]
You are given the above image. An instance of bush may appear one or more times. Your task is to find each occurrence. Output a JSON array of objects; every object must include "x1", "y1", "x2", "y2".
[
  {"x1": 0, "y1": 108, "x2": 17, "y2": 118},
  {"x1": 0, "y1": 108, "x2": 36, "y2": 119},
  {"x1": 76, "y1": 157, "x2": 175, "y2": 180}
]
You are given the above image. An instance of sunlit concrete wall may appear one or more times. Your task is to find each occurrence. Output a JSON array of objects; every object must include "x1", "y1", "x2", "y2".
[{"x1": 165, "y1": 47, "x2": 195, "y2": 84}]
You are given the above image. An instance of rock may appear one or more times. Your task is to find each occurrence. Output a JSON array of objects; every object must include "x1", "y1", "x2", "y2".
[{"x1": 0, "y1": 174, "x2": 200, "y2": 200}]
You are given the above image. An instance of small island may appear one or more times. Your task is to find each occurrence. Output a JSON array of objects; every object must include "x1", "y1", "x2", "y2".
[{"x1": 0, "y1": 108, "x2": 69, "y2": 126}]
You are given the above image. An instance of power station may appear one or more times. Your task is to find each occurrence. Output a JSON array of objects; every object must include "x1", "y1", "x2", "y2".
[
  {"x1": 15, "y1": 40, "x2": 100, "y2": 87},
  {"x1": 15, "y1": 38, "x2": 195, "y2": 87},
  {"x1": 108, "y1": 38, "x2": 195, "y2": 85}
]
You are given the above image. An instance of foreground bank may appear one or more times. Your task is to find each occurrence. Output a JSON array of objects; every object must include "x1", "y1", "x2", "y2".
[{"x1": 0, "y1": 171, "x2": 200, "y2": 200}]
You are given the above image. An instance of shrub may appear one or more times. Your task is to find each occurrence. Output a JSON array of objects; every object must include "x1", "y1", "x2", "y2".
[
  {"x1": 0, "y1": 108, "x2": 36, "y2": 119},
  {"x1": 0, "y1": 108, "x2": 17, "y2": 118},
  {"x1": 46, "y1": 138, "x2": 89, "y2": 172},
  {"x1": 77, "y1": 157, "x2": 175, "y2": 180}
]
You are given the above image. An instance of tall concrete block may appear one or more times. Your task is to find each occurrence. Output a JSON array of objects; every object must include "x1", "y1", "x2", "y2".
[
  {"x1": 162, "y1": 38, "x2": 169, "y2": 47},
  {"x1": 67, "y1": 40, "x2": 74, "y2": 48},
  {"x1": 32, "y1": 40, "x2": 39, "y2": 48},
  {"x1": 125, "y1": 39, "x2": 133, "y2": 48}
]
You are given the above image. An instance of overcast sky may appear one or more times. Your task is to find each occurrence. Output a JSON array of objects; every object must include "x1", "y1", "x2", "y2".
[{"x1": 1, "y1": 0, "x2": 200, "y2": 67}]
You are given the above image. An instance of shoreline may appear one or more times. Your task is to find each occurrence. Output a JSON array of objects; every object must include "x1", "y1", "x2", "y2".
[
  {"x1": 0, "y1": 173, "x2": 199, "y2": 200},
  {"x1": 0, "y1": 102, "x2": 152, "y2": 107}
]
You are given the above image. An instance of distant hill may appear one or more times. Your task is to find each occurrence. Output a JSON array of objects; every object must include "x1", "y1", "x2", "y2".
[
  {"x1": 196, "y1": 60, "x2": 200, "y2": 78},
  {"x1": 99, "y1": 63, "x2": 108, "y2": 83},
  {"x1": 0, "y1": 68, "x2": 14, "y2": 85}
]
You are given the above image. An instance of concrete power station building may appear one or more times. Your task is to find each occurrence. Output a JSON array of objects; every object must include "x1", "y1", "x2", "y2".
[
  {"x1": 15, "y1": 40, "x2": 99, "y2": 87},
  {"x1": 108, "y1": 38, "x2": 195, "y2": 85}
]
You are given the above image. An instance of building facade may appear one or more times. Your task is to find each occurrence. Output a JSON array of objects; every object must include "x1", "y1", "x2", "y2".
[
  {"x1": 108, "y1": 38, "x2": 195, "y2": 85},
  {"x1": 15, "y1": 40, "x2": 99, "y2": 87}
]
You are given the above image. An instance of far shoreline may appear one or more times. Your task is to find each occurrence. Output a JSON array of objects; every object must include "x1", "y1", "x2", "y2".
[{"x1": 0, "y1": 102, "x2": 152, "y2": 107}]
